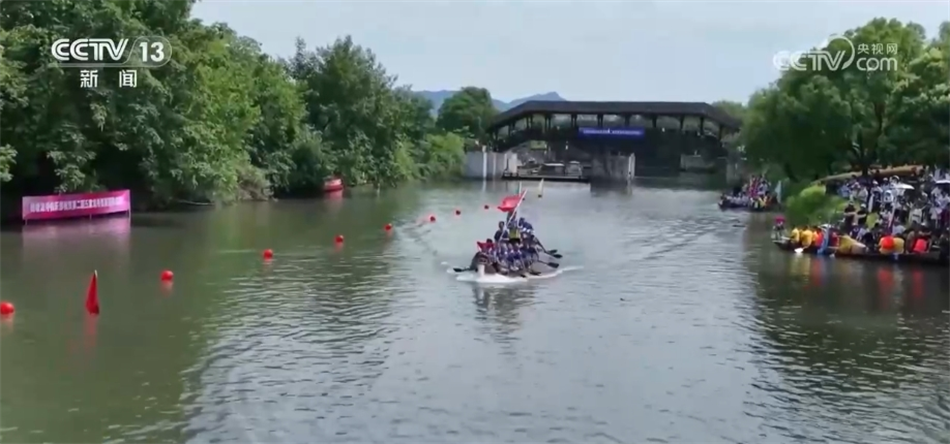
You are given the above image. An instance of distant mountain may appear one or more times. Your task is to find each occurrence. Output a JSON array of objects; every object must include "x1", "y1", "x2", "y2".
[
  {"x1": 414, "y1": 90, "x2": 567, "y2": 113},
  {"x1": 497, "y1": 92, "x2": 566, "y2": 111}
]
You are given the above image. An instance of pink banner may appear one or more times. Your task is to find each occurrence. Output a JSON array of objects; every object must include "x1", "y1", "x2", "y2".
[{"x1": 21, "y1": 190, "x2": 131, "y2": 221}]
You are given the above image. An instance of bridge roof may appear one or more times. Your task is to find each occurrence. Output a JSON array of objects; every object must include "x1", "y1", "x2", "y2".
[{"x1": 490, "y1": 101, "x2": 742, "y2": 130}]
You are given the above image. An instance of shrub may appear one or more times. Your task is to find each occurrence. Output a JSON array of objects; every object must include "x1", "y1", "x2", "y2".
[{"x1": 784, "y1": 185, "x2": 847, "y2": 226}]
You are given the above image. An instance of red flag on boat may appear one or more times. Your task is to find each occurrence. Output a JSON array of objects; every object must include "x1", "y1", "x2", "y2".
[
  {"x1": 498, "y1": 193, "x2": 524, "y2": 212},
  {"x1": 85, "y1": 271, "x2": 99, "y2": 315}
]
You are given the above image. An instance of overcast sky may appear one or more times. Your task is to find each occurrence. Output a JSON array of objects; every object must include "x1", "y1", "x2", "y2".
[{"x1": 192, "y1": 1, "x2": 948, "y2": 103}]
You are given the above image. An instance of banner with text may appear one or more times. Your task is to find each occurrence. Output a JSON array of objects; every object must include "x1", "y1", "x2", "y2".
[
  {"x1": 578, "y1": 127, "x2": 645, "y2": 138},
  {"x1": 22, "y1": 190, "x2": 131, "y2": 221}
]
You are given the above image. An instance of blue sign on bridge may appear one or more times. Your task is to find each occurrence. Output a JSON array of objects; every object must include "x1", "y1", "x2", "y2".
[{"x1": 578, "y1": 127, "x2": 645, "y2": 138}]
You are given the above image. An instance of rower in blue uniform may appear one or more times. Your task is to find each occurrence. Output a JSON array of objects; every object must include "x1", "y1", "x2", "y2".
[
  {"x1": 493, "y1": 221, "x2": 509, "y2": 242},
  {"x1": 520, "y1": 242, "x2": 537, "y2": 266},
  {"x1": 505, "y1": 247, "x2": 524, "y2": 274},
  {"x1": 518, "y1": 217, "x2": 533, "y2": 231}
]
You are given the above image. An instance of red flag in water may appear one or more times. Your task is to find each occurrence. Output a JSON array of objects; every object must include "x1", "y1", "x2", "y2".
[
  {"x1": 498, "y1": 194, "x2": 522, "y2": 212},
  {"x1": 85, "y1": 271, "x2": 99, "y2": 315}
]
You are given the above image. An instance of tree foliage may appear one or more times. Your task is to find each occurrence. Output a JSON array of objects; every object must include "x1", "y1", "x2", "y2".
[
  {"x1": 740, "y1": 18, "x2": 949, "y2": 181},
  {"x1": 712, "y1": 100, "x2": 747, "y2": 124},
  {"x1": 436, "y1": 86, "x2": 497, "y2": 141},
  {"x1": 0, "y1": 0, "x2": 483, "y2": 210}
]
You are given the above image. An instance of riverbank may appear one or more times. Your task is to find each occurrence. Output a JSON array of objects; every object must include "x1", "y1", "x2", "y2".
[{"x1": 0, "y1": 176, "x2": 477, "y2": 226}]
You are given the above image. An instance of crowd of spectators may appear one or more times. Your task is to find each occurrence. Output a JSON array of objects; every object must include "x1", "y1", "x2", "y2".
[
  {"x1": 783, "y1": 166, "x2": 950, "y2": 258},
  {"x1": 720, "y1": 175, "x2": 778, "y2": 210}
]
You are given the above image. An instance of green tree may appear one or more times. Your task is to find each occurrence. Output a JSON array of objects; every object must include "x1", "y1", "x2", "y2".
[
  {"x1": 413, "y1": 132, "x2": 466, "y2": 179},
  {"x1": 292, "y1": 36, "x2": 413, "y2": 187},
  {"x1": 0, "y1": 0, "x2": 479, "y2": 215},
  {"x1": 741, "y1": 18, "x2": 943, "y2": 180},
  {"x1": 712, "y1": 99, "x2": 747, "y2": 124},
  {"x1": 0, "y1": 37, "x2": 24, "y2": 184},
  {"x1": 436, "y1": 86, "x2": 497, "y2": 140},
  {"x1": 890, "y1": 31, "x2": 950, "y2": 166},
  {"x1": 939, "y1": 20, "x2": 950, "y2": 44}
]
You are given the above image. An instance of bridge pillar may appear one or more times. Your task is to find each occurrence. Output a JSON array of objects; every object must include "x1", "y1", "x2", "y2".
[
  {"x1": 463, "y1": 148, "x2": 521, "y2": 180},
  {"x1": 590, "y1": 150, "x2": 636, "y2": 183}
]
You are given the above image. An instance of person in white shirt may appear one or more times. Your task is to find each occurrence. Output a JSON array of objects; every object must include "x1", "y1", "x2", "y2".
[
  {"x1": 882, "y1": 188, "x2": 895, "y2": 205},
  {"x1": 878, "y1": 207, "x2": 893, "y2": 226},
  {"x1": 838, "y1": 183, "x2": 851, "y2": 198},
  {"x1": 857, "y1": 187, "x2": 869, "y2": 205},
  {"x1": 910, "y1": 206, "x2": 923, "y2": 225}
]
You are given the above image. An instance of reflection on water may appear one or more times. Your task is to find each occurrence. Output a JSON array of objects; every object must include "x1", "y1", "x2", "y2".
[
  {"x1": 21, "y1": 216, "x2": 131, "y2": 253},
  {"x1": 0, "y1": 183, "x2": 947, "y2": 444},
  {"x1": 17, "y1": 217, "x2": 132, "y2": 280},
  {"x1": 744, "y1": 215, "x2": 949, "y2": 443},
  {"x1": 470, "y1": 286, "x2": 534, "y2": 346}
]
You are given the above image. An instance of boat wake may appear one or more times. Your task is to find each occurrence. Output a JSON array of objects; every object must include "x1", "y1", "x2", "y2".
[{"x1": 451, "y1": 265, "x2": 583, "y2": 285}]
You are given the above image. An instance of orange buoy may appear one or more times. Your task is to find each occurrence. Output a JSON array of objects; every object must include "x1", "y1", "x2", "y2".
[
  {"x1": 455, "y1": 209, "x2": 461, "y2": 215},
  {"x1": 0, "y1": 301, "x2": 14, "y2": 316},
  {"x1": 335, "y1": 234, "x2": 344, "y2": 243},
  {"x1": 384, "y1": 223, "x2": 393, "y2": 231},
  {"x1": 160, "y1": 270, "x2": 174, "y2": 282},
  {"x1": 429, "y1": 215, "x2": 436, "y2": 222},
  {"x1": 262, "y1": 249, "x2": 274, "y2": 260},
  {"x1": 85, "y1": 271, "x2": 100, "y2": 315}
]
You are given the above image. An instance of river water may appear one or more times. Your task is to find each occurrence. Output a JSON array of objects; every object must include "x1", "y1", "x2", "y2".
[{"x1": 1, "y1": 181, "x2": 947, "y2": 444}]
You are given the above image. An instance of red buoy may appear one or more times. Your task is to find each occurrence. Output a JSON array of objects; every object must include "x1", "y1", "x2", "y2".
[
  {"x1": 455, "y1": 209, "x2": 461, "y2": 215},
  {"x1": 335, "y1": 234, "x2": 344, "y2": 243},
  {"x1": 160, "y1": 270, "x2": 174, "y2": 282},
  {"x1": 262, "y1": 249, "x2": 274, "y2": 260},
  {"x1": 0, "y1": 301, "x2": 14, "y2": 316},
  {"x1": 483, "y1": 204, "x2": 489, "y2": 209},
  {"x1": 384, "y1": 223, "x2": 393, "y2": 231},
  {"x1": 85, "y1": 271, "x2": 100, "y2": 315},
  {"x1": 429, "y1": 215, "x2": 436, "y2": 222}
]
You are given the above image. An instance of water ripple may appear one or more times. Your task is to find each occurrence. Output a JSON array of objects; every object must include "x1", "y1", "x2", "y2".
[{"x1": 2, "y1": 183, "x2": 946, "y2": 444}]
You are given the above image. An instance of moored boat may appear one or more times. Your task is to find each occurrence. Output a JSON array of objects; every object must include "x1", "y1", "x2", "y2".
[
  {"x1": 719, "y1": 197, "x2": 780, "y2": 212},
  {"x1": 719, "y1": 200, "x2": 767, "y2": 211},
  {"x1": 772, "y1": 240, "x2": 949, "y2": 267},
  {"x1": 323, "y1": 177, "x2": 343, "y2": 193}
]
